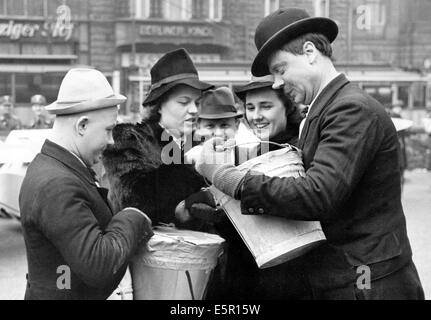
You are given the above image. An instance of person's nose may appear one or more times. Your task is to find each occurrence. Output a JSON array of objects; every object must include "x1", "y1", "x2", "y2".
[
  {"x1": 252, "y1": 109, "x2": 264, "y2": 122},
  {"x1": 214, "y1": 126, "x2": 224, "y2": 138},
  {"x1": 188, "y1": 101, "x2": 198, "y2": 115},
  {"x1": 272, "y1": 75, "x2": 284, "y2": 90},
  {"x1": 107, "y1": 131, "x2": 114, "y2": 146}
]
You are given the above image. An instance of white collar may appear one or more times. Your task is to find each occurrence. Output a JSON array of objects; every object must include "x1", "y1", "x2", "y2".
[
  {"x1": 69, "y1": 150, "x2": 87, "y2": 168},
  {"x1": 306, "y1": 72, "x2": 341, "y2": 115},
  {"x1": 159, "y1": 122, "x2": 183, "y2": 149}
]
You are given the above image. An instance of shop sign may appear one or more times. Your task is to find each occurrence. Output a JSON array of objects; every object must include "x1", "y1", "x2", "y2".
[
  {"x1": 354, "y1": 0, "x2": 387, "y2": 38},
  {"x1": 122, "y1": 53, "x2": 221, "y2": 74},
  {"x1": 139, "y1": 24, "x2": 214, "y2": 38},
  {"x1": 0, "y1": 4, "x2": 74, "y2": 41}
]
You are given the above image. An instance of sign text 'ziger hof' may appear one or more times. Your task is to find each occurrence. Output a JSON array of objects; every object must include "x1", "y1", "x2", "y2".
[{"x1": 0, "y1": 4, "x2": 74, "y2": 41}]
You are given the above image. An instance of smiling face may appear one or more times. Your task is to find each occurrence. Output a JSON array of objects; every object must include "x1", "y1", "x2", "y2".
[
  {"x1": 245, "y1": 87, "x2": 287, "y2": 140},
  {"x1": 268, "y1": 44, "x2": 320, "y2": 105},
  {"x1": 197, "y1": 117, "x2": 239, "y2": 141},
  {"x1": 159, "y1": 84, "x2": 202, "y2": 138}
]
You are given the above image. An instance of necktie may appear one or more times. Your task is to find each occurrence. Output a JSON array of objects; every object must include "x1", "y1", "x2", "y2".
[
  {"x1": 87, "y1": 167, "x2": 101, "y2": 187},
  {"x1": 298, "y1": 106, "x2": 309, "y2": 140}
]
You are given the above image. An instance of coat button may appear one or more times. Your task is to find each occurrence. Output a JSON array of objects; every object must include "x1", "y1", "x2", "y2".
[
  {"x1": 258, "y1": 208, "x2": 265, "y2": 214},
  {"x1": 248, "y1": 208, "x2": 255, "y2": 214}
]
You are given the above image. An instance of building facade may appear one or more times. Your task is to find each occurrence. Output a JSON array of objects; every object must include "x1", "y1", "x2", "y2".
[{"x1": 0, "y1": 0, "x2": 430, "y2": 125}]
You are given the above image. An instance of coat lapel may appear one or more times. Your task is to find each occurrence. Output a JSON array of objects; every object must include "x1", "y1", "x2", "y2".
[
  {"x1": 41, "y1": 139, "x2": 97, "y2": 187},
  {"x1": 299, "y1": 74, "x2": 350, "y2": 149}
]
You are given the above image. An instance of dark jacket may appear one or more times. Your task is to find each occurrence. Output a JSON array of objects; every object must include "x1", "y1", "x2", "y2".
[
  {"x1": 241, "y1": 74, "x2": 414, "y2": 290},
  {"x1": 102, "y1": 121, "x2": 207, "y2": 228},
  {"x1": 19, "y1": 140, "x2": 149, "y2": 300}
]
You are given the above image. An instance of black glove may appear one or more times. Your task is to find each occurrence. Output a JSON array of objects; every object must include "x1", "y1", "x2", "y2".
[{"x1": 182, "y1": 189, "x2": 225, "y2": 224}]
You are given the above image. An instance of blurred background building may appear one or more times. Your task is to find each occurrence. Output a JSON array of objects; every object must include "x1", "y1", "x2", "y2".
[{"x1": 0, "y1": 0, "x2": 430, "y2": 125}]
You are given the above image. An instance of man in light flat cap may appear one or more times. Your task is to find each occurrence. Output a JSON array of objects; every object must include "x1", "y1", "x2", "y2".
[
  {"x1": 195, "y1": 8, "x2": 424, "y2": 299},
  {"x1": 19, "y1": 68, "x2": 153, "y2": 300}
]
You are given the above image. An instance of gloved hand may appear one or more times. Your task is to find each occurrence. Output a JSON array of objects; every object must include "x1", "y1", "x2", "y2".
[
  {"x1": 175, "y1": 189, "x2": 225, "y2": 224},
  {"x1": 122, "y1": 207, "x2": 154, "y2": 243},
  {"x1": 195, "y1": 137, "x2": 246, "y2": 199},
  {"x1": 194, "y1": 137, "x2": 236, "y2": 182}
]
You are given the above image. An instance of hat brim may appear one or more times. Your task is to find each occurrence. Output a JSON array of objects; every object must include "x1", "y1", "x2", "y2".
[
  {"x1": 45, "y1": 94, "x2": 127, "y2": 115},
  {"x1": 234, "y1": 81, "x2": 274, "y2": 101},
  {"x1": 251, "y1": 17, "x2": 338, "y2": 76},
  {"x1": 143, "y1": 78, "x2": 214, "y2": 106},
  {"x1": 198, "y1": 112, "x2": 243, "y2": 120}
]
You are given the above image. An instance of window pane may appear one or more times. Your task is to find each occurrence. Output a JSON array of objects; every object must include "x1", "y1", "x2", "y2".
[
  {"x1": 0, "y1": 74, "x2": 12, "y2": 97},
  {"x1": 21, "y1": 43, "x2": 49, "y2": 55},
  {"x1": 0, "y1": 42, "x2": 20, "y2": 54},
  {"x1": 27, "y1": 0, "x2": 45, "y2": 17},
  {"x1": 0, "y1": 0, "x2": 6, "y2": 15},
  {"x1": 192, "y1": 0, "x2": 209, "y2": 19},
  {"x1": 150, "y1": 0, "x2": 163, "y2": 18},
  {"x1": 15, "y1": 73, "x2": 63, "y2": 104},
  {"x1": 164, "y1": 0, "x2": 191, "y2": 20},
  {"x1": 7, "y1": 0, "x2": 25, "y2": 16},
  {"x1": 213, "y1": 0, "x2": 222, "y2": 20}
]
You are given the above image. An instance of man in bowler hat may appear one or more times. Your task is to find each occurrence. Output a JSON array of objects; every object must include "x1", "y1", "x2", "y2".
[
  {"x1": 195, "y1": 8, "x2": 424, "y2": 299},
  {"x1": 19, "y1": 68, "x2": 153, "y2": 299}
]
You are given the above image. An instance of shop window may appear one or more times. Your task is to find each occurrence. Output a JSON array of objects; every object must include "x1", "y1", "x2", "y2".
[
  {"x1": 314, "y1": 0, "x2": 330, "y2": 17},
  {"x1": 364, "y1": 85, "x2": 392, "y2": 107},
  {"x1": 0, "y1": 73, "x2": 12, "y2": 97},
  {"x1": 412, "y1": 83, "x2": 426, "y2": 108},
  {"x1": 21, "y1": 44, "x2": 49, "y2": 55},
  {"x1": 0, "y1": 42, "x2": 20, "y2": 55},
  {"x1": 14, "y1": 73, "x2": 63, "y2": 104},
  {"x1": 264, "y1": 0, "x2": 279, "y2": 16}
]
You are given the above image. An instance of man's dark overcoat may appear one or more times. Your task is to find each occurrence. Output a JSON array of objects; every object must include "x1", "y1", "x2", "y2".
[
  {"x1": 20, "y1": 140, "x2": 149, "y2": 300},
  {"x1": 241, "y1": 74, "x2": 422, "y2": 294}
]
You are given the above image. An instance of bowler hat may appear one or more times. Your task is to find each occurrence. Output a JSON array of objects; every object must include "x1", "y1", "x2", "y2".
[
  {"x1": 45, "y1": 68, "x2": 126, "y2": 115},
  {"x1": 198, "y1": 87, "x2": 242, "y2": 120},
  {"x1": 234, "y1": 75, "x2": 275, "y2": 102},
  {"x1": 252, "y1": 7, "x2": 338, "y2": 76},
  {"x1": 143, "y1": 48, "x2": 213, "y2": 106}
]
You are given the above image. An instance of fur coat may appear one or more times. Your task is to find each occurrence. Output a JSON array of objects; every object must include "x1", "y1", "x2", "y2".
[{"x1": 102, "y1": 121, "x2": 207, "y2": 227}]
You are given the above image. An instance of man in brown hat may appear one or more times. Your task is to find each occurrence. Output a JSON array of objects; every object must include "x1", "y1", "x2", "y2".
[
  {"x1": 195, "y1": 8, "x2": 424, "y2": 299},
  {"x1": 186, "y1": 87, "x2": 243, "y2": 165},
  {"x1": 19, "y1": 68, "x2": 153, "y2": 300}
]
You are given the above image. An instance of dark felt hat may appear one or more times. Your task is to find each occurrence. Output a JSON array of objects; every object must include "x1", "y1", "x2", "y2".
[
  {"x1": 251, "y1": 7, "x2": 338, "y2": 76},
  {"x1": 198, "y1": 87, "x2": 242, "y2": 120},
  {"x1": 234, "y1": 75, "x2": 275, "y2": 102},
  {"x1": 142, "y1": 48, "x2": 213, "y2": 106}
]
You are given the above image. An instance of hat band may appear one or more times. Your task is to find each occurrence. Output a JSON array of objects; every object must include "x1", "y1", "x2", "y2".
[
  {"x1": 150, "y1": 73, "x2": 198, "y2": 91},
  {"x1": 56, "y1": 93, "x2": 116, "y2": 105}
]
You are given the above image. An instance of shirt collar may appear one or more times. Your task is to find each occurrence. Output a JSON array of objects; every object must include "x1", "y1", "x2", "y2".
[
  {"x1": 306, "y1": 72, "x2": 341, "y2": 115},
  {"x1": 159, "y1": 122, "x2": 183, "y2": 149}
]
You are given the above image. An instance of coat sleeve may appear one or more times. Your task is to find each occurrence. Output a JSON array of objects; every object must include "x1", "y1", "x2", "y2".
[
  {"x1": 36, "y1": 176, "x2": 151, "y2": 289},
  {"x1": 240, "y1": 99, "x2": 385, "y2": 222}
]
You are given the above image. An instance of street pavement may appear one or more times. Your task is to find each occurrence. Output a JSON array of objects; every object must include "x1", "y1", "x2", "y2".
[{"x1": 0, "y1": 169, "x2": 430, "y2": 300}]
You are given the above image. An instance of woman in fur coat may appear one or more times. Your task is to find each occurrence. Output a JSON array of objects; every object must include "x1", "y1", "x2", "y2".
[{"x1": 102, "y1": 48, "x2": 221, "y2": 230}]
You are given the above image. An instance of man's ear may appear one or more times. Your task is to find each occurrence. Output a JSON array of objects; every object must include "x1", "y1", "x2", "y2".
[
  {"x1": 303, "y1": 41, "x2": 318, "y2": 64},
  {"x1": 75, "y1": 116, "x2": 89, "y2": 136}
]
